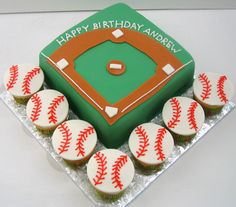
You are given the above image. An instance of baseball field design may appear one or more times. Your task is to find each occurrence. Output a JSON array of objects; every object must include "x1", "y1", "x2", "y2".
[{"x1": 39, "y1": 3, "x2": 195, "y2": 148}]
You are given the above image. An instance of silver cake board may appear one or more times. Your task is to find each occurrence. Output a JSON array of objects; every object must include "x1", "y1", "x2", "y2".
[{"x1": 0, "y1": 87, "x2": 235, "y2": 207}]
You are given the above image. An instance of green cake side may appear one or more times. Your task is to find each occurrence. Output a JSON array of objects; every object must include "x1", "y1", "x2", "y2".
[{"x1": 39, "y1": 3, "x2": 195, "y2": 148}]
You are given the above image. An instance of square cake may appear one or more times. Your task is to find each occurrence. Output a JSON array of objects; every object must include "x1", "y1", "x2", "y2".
[{"x1": 39, "y1": 3, "x2": 194, "y2": 148}]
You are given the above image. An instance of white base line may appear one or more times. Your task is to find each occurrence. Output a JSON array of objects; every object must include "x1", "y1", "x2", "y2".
[
  {"x1": 40, "y1": 52, "x2": 103, "y2": 110},
  {"x1": 121, "y1": 60, "x2": 194, "y2": 113}
]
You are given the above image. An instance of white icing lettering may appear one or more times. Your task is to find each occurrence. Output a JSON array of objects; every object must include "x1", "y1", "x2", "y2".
[
  {"x1": 76, "y1": 27, "x2": 82, "y2": 34},
  {"x1": 103, "y1": 21, "x2": 110, "y2": 28},
  {"x1": 124, "y1": 21, "x2": 131, "y2": 28},
  {"x1": 82, "y1": 25, "x2": 89, "y2": 31},
  {"x1": 54, "y1": 20, "x2": 182, "y2": 53},
  {"x1": 155, "y1": 34, "x2": 163, "y2": 42},
  {"x1": 129, "y1": 22, "x2": 137, "y2": 30},
  {"x1": 65, "y1": 33, "x2": 73, "y2": 41},
  {"x1": 171, "y1": 47, "x2": 182, "y2": 53},
  {"x1": 149, "y1": 30, "x2": 159, "y2": 38},
  {"x1": 143, "y1": 28, "x2": 151, "y2": 35},
  {"x1": 93, "y1": 23, "x2": 99, "y2": 29},
  {"x1": 166, "y1": 40, "x2": 173, "y2": 49},
  {"x1": 71, "y1": 30, "x2": 77, "y2": 37},
  {"x1": 108, "y1": 20, "x2": 115, "y2": 27},
  {"x1": 115, "y1": 20, "x2": 124, "y2": 28},
  {"x1": 137, "y1": 24, "x2": 144, "y2": 31},
  {"x1": 160, "y1": 38, "x2": 168, "y2": 45},
  {"x1": 56, "y1": 36, "x2": 67, "y2": 46}
]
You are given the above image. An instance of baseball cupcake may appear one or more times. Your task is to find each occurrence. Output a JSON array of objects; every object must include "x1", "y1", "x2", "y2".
[
  {"x1": 193, "y1": 72, "x2": 234, "y2": 115},
  {"x1": 162, "y1": 97, "x2": 205, "y2": 142},
  {"x1": 129, "y1": 123, "x2": 174, "y2": 169},
  {"x1": 87, "y1": 149, "x2": 135, "y2": 198},
  {"x1": 3, "y1": 64, "x2": 44, "y2": 104},
  {"x1": 51, "y1": 120, "x2": 97, "y2": 165},
  {"x1": 26, "y1": 89, "x2": 69, "y2": 134}
]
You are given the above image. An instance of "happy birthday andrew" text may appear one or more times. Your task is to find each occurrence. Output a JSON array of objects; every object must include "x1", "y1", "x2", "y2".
[{"x1": 56, "y1": 20, "x2": 182, "y2": 54}]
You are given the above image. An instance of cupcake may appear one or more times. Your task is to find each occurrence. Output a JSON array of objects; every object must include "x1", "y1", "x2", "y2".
[
  {"x1": 162, "y1": 97, "x2": 205, "y2": 142},
  {"x1": 26, "y1": 89, "x2": 69, "y2": 134},
  {"x1": 193, "y1": 72, "x2": 234, "y2": 115},
  {"x1": 3, "y1": 64, "x2": 44, "y2": 104},
  {"x1": 51, "y1": 120, "x2": 97, "y2": 165},
  {"x1": 87, "y1": 149, "x2": 135, "y2": 198},
  {"x1": 128, "y1": 123, "x2": 174, "y2": 169}
]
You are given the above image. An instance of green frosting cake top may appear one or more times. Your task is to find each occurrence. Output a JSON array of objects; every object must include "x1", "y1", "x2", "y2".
[{"x1": 40, "y1": 3, "x2": 194, "y2": 148}]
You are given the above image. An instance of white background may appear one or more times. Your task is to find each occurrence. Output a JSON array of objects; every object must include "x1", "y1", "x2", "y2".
[{"x1": 0, "y1": 9, "x2": 236, "y2": 207}]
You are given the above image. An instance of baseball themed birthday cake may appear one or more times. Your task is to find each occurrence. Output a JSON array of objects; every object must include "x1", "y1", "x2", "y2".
[
  {"x1": 1, "y1": 2, "x2": 236, "y2": 206},
  {"x1": 39, "y1": 3, "x2": 195, "y2": 148}
]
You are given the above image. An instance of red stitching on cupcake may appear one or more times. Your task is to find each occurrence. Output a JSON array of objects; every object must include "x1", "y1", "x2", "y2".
[
  {"x1": 217, "y1": 75, "x2": 228, "y2": 103},
  {"x1": 187, "y1": 102, "x2": 198, "y2": 131},
  {"x1": 167, "y1": 98, "x2": 181, "y2": 128},
  {"x1": 75, "y1": 126, "x2": 94, "y2": 157},
  {"x1": 47, "y1": 95, "x2": 65, "y2": 124},
  {"x1": 93, "y1": 152, "x2": 108, "y2": 186},
  {"x1": 111, "y1": 155, "x2": 128, "y2": 190},
  {"x1": 57, "y1": 122, "x2": 72, "y2": 154},
  {"x1": 198, "y1": 73, "x2": 212, "y2": 100},
  {"x1": 6, "y1": 65, "x2": 19, "y2": 90},
  {"x1": 135, "y1": 126, "x2": 149, "y2": 158},
  {"x1": 22, "y1": 67, "x2": 41, "y2": 95},
  {"x1": 30, "y1": 94, "x2": 42, "y2": 122},
  {"x1": 154, "y1": 128, "x2": 166, "y2": 161}
]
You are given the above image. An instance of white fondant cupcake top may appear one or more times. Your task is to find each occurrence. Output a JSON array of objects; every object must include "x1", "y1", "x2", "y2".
[
  {"x1": 26, "y1": 89, "x2": 69, "y2": 129},
  {"x1": 193, "y1": 72, "x2": 234, "y2": 107},
  {"x1": 128, "y1": 123, "x2": 174, "y2": 165},
  {"x1": 162, "y1": 97, "x2": 205, "y2": 136},
  {"x1": 3, "y1": 64, "x2": 44, "y2": 97},
  {"x1": 87, "y1": 149, "x2": 135, "y2": 195},
  {"x1": 52, "y1": 120, "x2": 97, "y2": 161}
]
